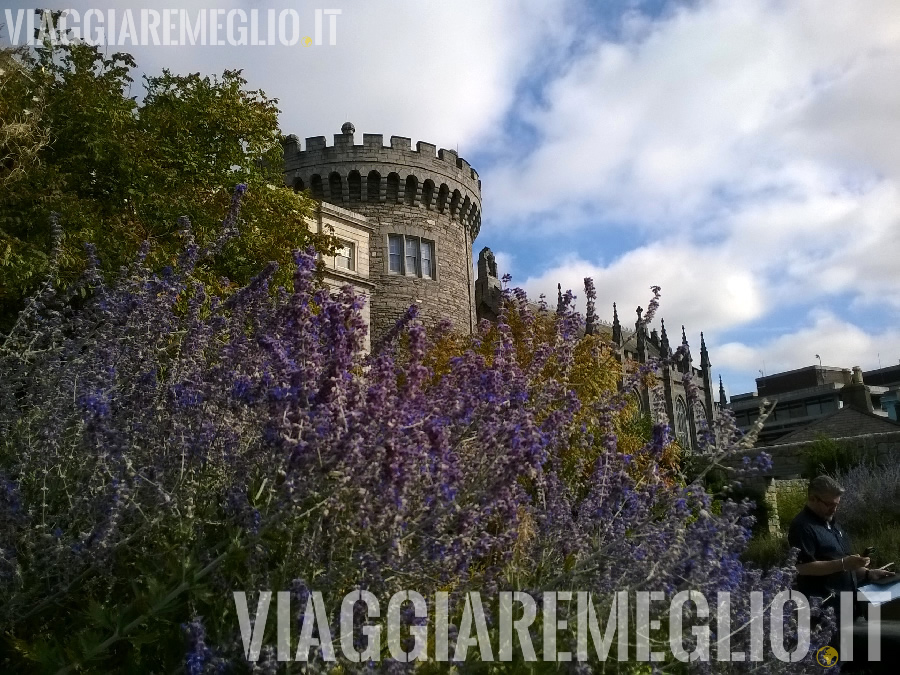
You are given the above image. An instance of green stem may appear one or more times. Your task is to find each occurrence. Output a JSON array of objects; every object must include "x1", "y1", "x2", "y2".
[{"x1": 54, "y1": 549, "x2": 228, "y2": 674}]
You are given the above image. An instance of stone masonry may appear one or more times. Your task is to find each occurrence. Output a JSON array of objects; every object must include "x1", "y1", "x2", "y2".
[
  {"x1": 283, "y1": 123, "x2": 482, "y2": 341},
  {"x1": 722, "y1": 431, "x2": 900, "y2": 479}
]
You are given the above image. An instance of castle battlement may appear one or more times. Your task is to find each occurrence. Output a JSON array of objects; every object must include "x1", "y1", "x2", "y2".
[
  {"x1": 283, "y1": 124, "x2": 482, "y2": 238},
  {"x1": 285, "y1": 133, "x2": 479, "y2": 183}
]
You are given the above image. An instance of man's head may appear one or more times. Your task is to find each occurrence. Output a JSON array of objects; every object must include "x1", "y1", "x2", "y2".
[{"x1": 807, "y1": 475, "x2": 844, "y2": 521}]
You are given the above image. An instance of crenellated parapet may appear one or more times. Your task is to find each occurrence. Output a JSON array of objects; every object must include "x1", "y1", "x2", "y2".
[{"x1": 282, "y1": 126, "x2": 482, "y2": 239}]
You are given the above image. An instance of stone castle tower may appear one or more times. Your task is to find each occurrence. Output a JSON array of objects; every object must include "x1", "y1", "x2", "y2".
[
  {"x1": 283, "y1": 124, "x2": 720, "y2": 452},
  {"x1": 283, "y1": 123, "x2": 482, "y2": 340}
]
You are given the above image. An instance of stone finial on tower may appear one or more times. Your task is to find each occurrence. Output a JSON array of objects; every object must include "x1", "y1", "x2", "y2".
[
  {"x1": 718, "y1": 375, "x2": 727, "y2": 407},
  {"x1": 635, "y1": 306, "x2": 646, "y2": 361},
  {"x1": 680, "y1": 325, "x2": 692, "y2": 373},
  {"x1": 475, "y1": 247, "x2": 502, "y2": 322},
  {"x1": 557, "y1": 283, "x2": 564, "y2": 314},
  {"x1": 584, "y1": 278, "x2": 597, "y2": 336},
  {"x1": 612, "y1": 303, "x2": 622, "y2": 345},
  {"x1": 477, "y1": 247, "x2": 498, "y2": 279},
  {"x1": 700, "y1": 331, "x2": 710, "y2": 370},
  {"x1": 660, "y1": 318, "x2": 670, "y2": 357},
  {"x1": 341, "y1": 121, "x2": 355, "y2": 135}
]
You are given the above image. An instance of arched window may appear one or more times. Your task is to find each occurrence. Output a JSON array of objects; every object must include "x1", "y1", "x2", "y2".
[
  {"x1": 421, "y1": 180, "x2": 435, "y2": 210},
  {"x1": 404, "y1": 175, "x2": 418, "y2": 205},
  {"x1": 695, "y1": 404, "x2": 707, "y2": 426},
  {"x1": 674, "y1": 397, "x2": 691, "y2": 451},
  {"x1": 293, "y1": 177, "x2": 305, "y2": 192},
  {"x1": 310, "y1": 174, "x2": 324, "y2": 200},
  {"x1": 449, "y1": 189, "x2": 461, "y2": 219},
  {"x1": 386, "y1": 173, "x2": 400, "y2": 203},
  {"x1": 328, "y1": 172, "x2": 342, "y2": 202},
  {"x1": 694, "y1": 404, "x2": 708, "y2": 449},
  {"x1": 348, "y1": 171, "x2": 361, "y2": 202},
  {"x1": 436, "y1": 184, "x2": 450, "y2": 213},
  {"x1": 367, "y1": 170, "x2": 381, "y2": 202},
  {"x1": 634, "y1": 394, "x2": 645, "y2": 417}
]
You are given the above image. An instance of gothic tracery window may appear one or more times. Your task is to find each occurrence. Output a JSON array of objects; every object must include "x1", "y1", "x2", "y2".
[
  {"x1": 675, "y1": 396, "x2": 691, "y2": 451},
  {"x1": 694, "y1": 403, "x2": 708, "y2": 450}
]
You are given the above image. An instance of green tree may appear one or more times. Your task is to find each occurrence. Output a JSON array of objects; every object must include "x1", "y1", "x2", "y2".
[
  {"x1": 0, "y1": 40, "x2": 334, "y2": 330},
  {"x1": 0, "y1": 46, "x2": 49, "y2": 192}
]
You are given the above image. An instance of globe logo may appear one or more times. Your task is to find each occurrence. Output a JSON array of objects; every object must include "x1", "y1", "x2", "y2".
[
  {"x1": 816, "y1": 645, "x2": 839, "y2": 667},
  {"x1": 302, "y1": 36, "x2": 313, "y2": 47}
]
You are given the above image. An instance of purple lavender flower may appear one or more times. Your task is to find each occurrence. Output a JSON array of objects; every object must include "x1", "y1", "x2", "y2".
[{"x1": 0, "y1": 194, "x2": 821, "y2": 671}]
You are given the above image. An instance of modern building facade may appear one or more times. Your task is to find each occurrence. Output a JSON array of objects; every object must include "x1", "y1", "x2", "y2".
[
  {"x1": 728, "y1": 364, "x2": 892, "y2": 445},
  {"x1": 862, "y1": 364, "x2": 900, "y2": 420}
]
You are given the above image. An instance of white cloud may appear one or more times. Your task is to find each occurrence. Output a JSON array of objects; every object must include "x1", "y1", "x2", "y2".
[
  {"x1": 9, "y1": 0, "x2": 571, "y2": 153},
  {"x1": 264, "y1": 0, "x2": 570, "y2": 151},
  {"x1": 486, "y1": 0, "x2": 900, "y2": 225},
  {"x1": 717, "y1": 310, "x2": 900, "y2": 377},
  {"x1": 720, "y1": 177, "x2": 900, "y2": 309},
  {"x1": 519, "y1": 240, "x2": 766, "y2": 333},
  {"x1": 483, "y1": 0, "x2": 900, "y2": 384}
]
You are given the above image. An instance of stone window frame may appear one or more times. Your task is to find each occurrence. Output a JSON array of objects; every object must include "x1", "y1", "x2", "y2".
[
  {"x1": 694, "y1": 400, "x2": 707, "y2": 424},
  {"x1": 335, "y1": 239, "x2": 355, "y2": 272},
  {"x1": 385, "y1": 229, "x2": 437, "y2": 280}
]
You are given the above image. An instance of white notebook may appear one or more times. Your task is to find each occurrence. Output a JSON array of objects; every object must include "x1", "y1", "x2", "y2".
[{"x1": 859, "y1": 577, "x2": 900, "y2": 606}]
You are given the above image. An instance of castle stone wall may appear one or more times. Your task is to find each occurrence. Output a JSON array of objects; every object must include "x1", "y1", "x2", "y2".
[
  {"x1": 721, "y1": 431, "x2": 900, "y2": 478},
  {"x1": 354, "y1": 202, "x2": 475, "y2": 338}
]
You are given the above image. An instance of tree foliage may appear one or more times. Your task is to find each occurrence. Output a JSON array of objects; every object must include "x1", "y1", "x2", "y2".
[
  {"x1": 0, "y1": 40, "x2": 334, "y2": 330},
  {"x1": 0, "y1": 46, "x2": 49, "y2": 192}
]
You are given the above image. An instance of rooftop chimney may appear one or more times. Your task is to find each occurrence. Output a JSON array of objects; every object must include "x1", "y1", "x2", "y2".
[{"x1": 840, "y1": 366, "x2": 874, "y2": 413}]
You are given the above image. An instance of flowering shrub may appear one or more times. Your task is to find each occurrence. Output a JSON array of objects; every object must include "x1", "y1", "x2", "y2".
[
  {"x1": 0, "y1": 189, "x2": 831, "y2": 672},
  {"x1": 834, "y1": 461, "x2": 900, "y2": 535}
]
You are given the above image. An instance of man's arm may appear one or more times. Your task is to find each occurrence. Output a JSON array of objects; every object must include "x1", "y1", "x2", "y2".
[
  {"x1": 788, "y1": 517, "x2": 869, "y2": 576},
  {"x1": 857, "y1": 567, "x2": 896, "y2": 583},
  {"x1": 797, "y1": 555, "x2": 869, "y2": 576}
]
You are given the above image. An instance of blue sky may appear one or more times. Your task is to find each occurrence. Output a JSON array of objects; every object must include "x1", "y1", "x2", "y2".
[{"x1": 4, "y1": 0, "x2": 900, "y2": 397}]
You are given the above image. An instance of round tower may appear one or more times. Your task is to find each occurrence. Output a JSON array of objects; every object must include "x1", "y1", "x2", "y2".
[{"x1": 283, "y1": 123, "x2": 482, "y2": 341}]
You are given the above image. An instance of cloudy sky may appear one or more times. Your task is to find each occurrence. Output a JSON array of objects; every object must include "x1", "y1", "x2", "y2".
[{"x1": 4, "y1": 0, "x2": 900, "y2": 396}]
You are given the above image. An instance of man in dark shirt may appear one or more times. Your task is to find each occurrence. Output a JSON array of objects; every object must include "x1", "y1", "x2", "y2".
[
  {"x1": 788, "y1": 476, "x2": 876, "y2": 613},
  {"x1": 788, "y1": 475, "x2": 898, "y2": 670}
]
